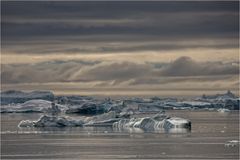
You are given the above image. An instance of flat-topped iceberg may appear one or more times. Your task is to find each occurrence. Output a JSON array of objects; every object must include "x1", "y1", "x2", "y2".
[
  {"x1": 1, "y1": 90, "x2": 54, "y2": 105},
  {"x1": 1, "y1": 99, "x2": 67, "y2": 113}
]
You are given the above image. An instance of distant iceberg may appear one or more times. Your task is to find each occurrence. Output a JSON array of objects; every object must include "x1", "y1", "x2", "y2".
[
  {"x1": 1, "y1": 99, "x2": 67, "y2": 113},
  {"x1": 1, "y1": 90, "x2": 54, "y2": 105},
  {"x1": 65, "y1": 102, "x2": 106, "y2": 115}
]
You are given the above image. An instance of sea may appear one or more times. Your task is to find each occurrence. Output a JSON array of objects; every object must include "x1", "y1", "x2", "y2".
[{"x1": 1, "y1": 110, "x2": 239, "y2": 160}]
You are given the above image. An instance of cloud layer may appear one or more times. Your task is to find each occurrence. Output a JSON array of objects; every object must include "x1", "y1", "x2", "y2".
[
  {"x1": 2, "y1": 1, "x2": 239, "y2": 55},
  {"x1": 2, "y1": 57, "x2": 238, "y2": 87},
  {"x1": 1, "y1": 1, "x2": 239, "y2": 94}
]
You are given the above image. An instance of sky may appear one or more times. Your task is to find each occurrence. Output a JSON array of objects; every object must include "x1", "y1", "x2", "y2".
[{"x1": 1, "y1": 1, "x2": 239, "y2": 97}]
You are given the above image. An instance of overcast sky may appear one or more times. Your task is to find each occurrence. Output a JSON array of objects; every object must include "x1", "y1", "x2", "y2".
[{"x1": 1, "y1": 1, "x2": 239, "y2": 96}]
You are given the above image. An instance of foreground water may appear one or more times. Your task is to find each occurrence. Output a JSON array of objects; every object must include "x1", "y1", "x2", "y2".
[{"x1": 1, "y1": 110, "x2": 239, "y2": 159}]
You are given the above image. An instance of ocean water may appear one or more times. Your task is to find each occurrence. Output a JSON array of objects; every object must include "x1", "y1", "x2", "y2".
[{"x1": 1, "y1": 110, "x2": 239, "y2": 159}]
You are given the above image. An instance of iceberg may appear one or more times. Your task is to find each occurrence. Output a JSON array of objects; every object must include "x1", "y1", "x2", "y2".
[
  {"x1": 82, "y1": 111, "x2": 120, "y2": 126},
  {"x1": 18, "y1": 111, "x2": 119, "y2": 128},
  {"x1": 1, "y1": 90, "x2": 54, "y2": 105},
  {"x1": 18, "y1": 111, "x2": 191, "y2": 133},
  {"x1": 1, "y1": 99, "x2": 66, "y2": 113},
  {"x1": 224, "y1": 140, "x2": 239, "y2": 147},
  {"x1": 217, "y1": 108, "x2": 230, "y2": 113},
  {"x1": 65, "y1": 102, "x2": 105, "y2": 115},
  {"x1": 18, "y1": 115, "x2": 84, "y2": 127},
  {"x1": 113, "y1": 113, "x2": 191, "y2": 132},
  {"x1": 202, "y1": 90, "x2": 236, "y2": 100},
  {"x1": 138, "y1": 103, "x2": 164, "y2": 112}
]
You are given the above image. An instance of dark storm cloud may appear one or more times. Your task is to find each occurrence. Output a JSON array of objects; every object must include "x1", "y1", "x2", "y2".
[{"x1": 1, "y1": 1, "x2": 239, "y2": 54}]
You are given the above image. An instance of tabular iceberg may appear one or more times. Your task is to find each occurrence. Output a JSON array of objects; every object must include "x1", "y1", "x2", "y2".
[
  {"x1": 1, "y1": 90, "x2": 54, "y2": 105},
  {"x1": 1, "y1": 99, "x2": 66, "y2": 113}
]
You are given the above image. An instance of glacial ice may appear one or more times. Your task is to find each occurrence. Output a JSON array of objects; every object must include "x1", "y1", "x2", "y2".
[
  {"x1": 65, "y1": 102, "x2": 106, "y2": 115},
  {"x1": 217, "y1": 108, "x2": 230, "y2": 113},
  {"x1": 1, "y1": 90, "x2": 54, "y2": 105},
  {"x1": 224, "y1": 140, "x2": 239, "y2": 147},
  {"x1": 113, "y1": 113, "x2": 191, "y2": 132},
  {"x1": 18, "y1": 111, "x2": 191, "y2": 133},
  {"x1": 1, "y1": 90, "x2": 239, "y2": 113},
  {"x1": 18, "y1": 111, "x2": 119, "y2": 128},
  {"x1": 18, "y1": 115, "x2": 84, "y2": 127},
  {"x1": 1, "y1": 99, "x2": 67, "y2": 113},
  {"x1": 2, "y1": 90, "x2": 239, "y2": 134}
]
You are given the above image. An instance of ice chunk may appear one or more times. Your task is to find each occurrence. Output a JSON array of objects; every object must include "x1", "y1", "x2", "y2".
[
  {"x1": 65, "y1": 102, "x2": 105, "y2": 115},
  {"x1": 224, "y1": 140, "x2": 239, "y2": 147},
  {"x1": 113, "y1": 113, "x2": 191, "y2": 132},
  {"x1": 138, "y1": 103, "x2": 164, "y2": 112},
  {"x1": 1, "y1": 99, "x2": 66, "y2": 113},
  {"x1": 83, "y1": 111, "x2": 120, "y2": 126},
  {"x1": 18, "y1": 115, "x2": 84, "y2": 127},
  {"x1": 1, "y1": 90, "x2": 54, "y2": 105},
  {"x1": 217, "y1": 108, "x2": 230, "y2": 113},
  {"x1": 18, "y1": 111, "x2": 118, "y2": 128}
]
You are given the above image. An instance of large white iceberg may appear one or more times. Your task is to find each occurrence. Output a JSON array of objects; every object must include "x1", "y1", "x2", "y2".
[{"x1": 18, "y1": 111, "x2": 191, "y2": 134}]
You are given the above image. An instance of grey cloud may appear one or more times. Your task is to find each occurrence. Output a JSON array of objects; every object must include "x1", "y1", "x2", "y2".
[
  {"x1": 2, "y1": 1, "x2": 238, "y2": 55},
  {"x1": 158, "y1": 56, "x2": 239, "y2": 76},
  {"x1": 1, "y1": 60, "x2": 100, "y2": 84},
  {"x1": 68, "y1": 62, "x2": 152, "y2": 83},
  {"x1": 1, "y1": 57, "x2": 239, "y2": 84},
  {"x1": 3, "y1": 38, "x2": 238, "y2": 55},
  {"x1": 129, "y1": 75, "x2": 238, "y2": 86}
]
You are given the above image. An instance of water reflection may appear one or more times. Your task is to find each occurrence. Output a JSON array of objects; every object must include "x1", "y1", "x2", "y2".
[{"x1": 14, "y1": 125, "x2": 191, "y2": 135}]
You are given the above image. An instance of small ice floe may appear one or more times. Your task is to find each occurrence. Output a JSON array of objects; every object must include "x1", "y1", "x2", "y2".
[
  {"x1": 224, "y1": 140, "x2": 239, "y2": 147},
  {"x1": 217, "y1": 108, "x2": 230, "y2": 113}
]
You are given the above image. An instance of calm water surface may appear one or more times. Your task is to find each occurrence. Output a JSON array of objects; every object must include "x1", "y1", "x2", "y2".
[{"x1": 1, "y1": 111, "x2": 239, "y2": 159}]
